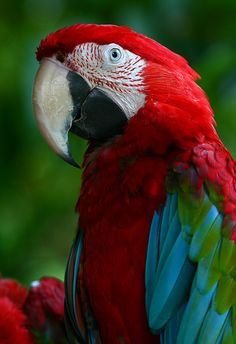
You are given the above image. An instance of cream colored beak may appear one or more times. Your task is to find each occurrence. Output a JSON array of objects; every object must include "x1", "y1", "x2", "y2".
[{"x1": 32, "y1": 58, "x2": 78, "y2": 167}]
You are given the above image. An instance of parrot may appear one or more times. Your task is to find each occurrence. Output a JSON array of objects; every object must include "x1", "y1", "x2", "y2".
[
  {"x1": 0, "y1": 277, "x2": 66, "y2": 344},
  {"x1": 32, "y1": 24, "x2": 236, "y2": 344}
]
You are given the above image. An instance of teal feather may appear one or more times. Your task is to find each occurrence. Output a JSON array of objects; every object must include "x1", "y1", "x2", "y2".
[
  {"x1": 159, "y1": 194, "x2": 173, "y2": 249},
  {"x1": 148, "y1": 232, "x2": 193, "y2": 329},
  {"x1": 197, "y1": 306, "x2": 229, "y2": 343},
  {"x1": 64, "y1": 230, "x2": 86, "y2": 343},
  {"x1": 221, "y1": 313, "x2": 234, "y2": 344},
  {"x1": 215, "y1": 313, "x2": 231, "y2": 344},
  {"x1": 168, "y1": 192, "x2": 178, "y2": 224},
  {"x1": 88, "y1": 331, "x2": 95, "y2": 344},
  {"x1": 159, "y1": 255, "x2": 195, "y2": 327},
  {"x1": 178, "y1": 192, "x2": 212, "y2": 237},
  {"x1": 189, "y1": 206, "x2": 222, "y2": 261},
  {"x1": 73, "y1": 231, "x2": 84, "y2": 330},
  {"x1": 196, "y1": 241, "x2": 221, "y2": 293},
  {"x1": 157, "y1": 210, "x2": 181, "y2": 274},
  {"x1": 176, "y1": 284, "x2": 217, "y2": 344},
  {"x1": 65, "y1": 244, "x2": 74, "y2": 315},
  {"x1": 145, "y1": 211, "x2": 160, "y2": 287},
  {"x1": 146, "y1": 194, "x2": 180, "y2": 314},
  {"x1": 149, "y1": 259, "x2": 194, "y2": 330},
  {"x1": 145, "y1": 165, "x2": 236, "y2": 343},
  {"x1": 145, "y1": 211, "x2": 160, "y2": 311},
  {"x1": 160, "y1": 304, "x2": 186, "y2": 344}
]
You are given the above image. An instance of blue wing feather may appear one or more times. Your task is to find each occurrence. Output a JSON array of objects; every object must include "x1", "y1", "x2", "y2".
[
  {"x1": 159, "y1": 194, "x2": 172, "y2": 249},
  {"x1": 145, "y1": 211, "x2": 160, "y2": 311},
  {"x1": 145, "y1": 167, "x2": 235, "y2": 343},
  {"x1": 176, "y1": 283, "x2": 217, "y2": 344},
  {"x1": 64, "y1": 230, "x2": 87, "y2": 343},
  {"x1": 220, "y1": 312, "x2": 234, "y2": 344},
  {"x1": 160, "y1": 304, "x2": 186, "y2": 344},
  {"x1": 149, "y1": 232, "x2": 194, "y2": 329},
  {"x1": 197, "y1": 306, "x2": 229, "y2": 344},
  {"x1": 189, "y1": 205, "x2": 222, "y2": 261},
  {"x1": 158, "y1": 209, "x2": 182, "y2": 274}
]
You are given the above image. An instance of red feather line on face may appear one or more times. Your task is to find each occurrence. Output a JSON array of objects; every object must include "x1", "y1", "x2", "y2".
[
  {"x1": 37, "y1": 24, "x2": 199, "y2": 80},
  {"x1": 65, "y1": 42, "x2": 145, "y2": 96}
]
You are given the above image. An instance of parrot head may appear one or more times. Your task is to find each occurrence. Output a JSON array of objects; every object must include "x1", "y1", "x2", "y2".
[{"x1": 33, "y1": 24, "x2": 216, "y2": 166}]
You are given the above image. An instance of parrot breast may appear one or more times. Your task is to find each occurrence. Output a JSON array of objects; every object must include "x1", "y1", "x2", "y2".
[{"x1": 77, "y1": 138, "x2": 169, "y2": 343}]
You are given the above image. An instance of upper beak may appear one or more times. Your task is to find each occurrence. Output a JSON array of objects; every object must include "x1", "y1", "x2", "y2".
[
  {"x1": 33, "y1": 58, "x2": 127, "y2": 167},
  {"x1": 32, "y1": 58, "x2": 90, "y2": 167}
]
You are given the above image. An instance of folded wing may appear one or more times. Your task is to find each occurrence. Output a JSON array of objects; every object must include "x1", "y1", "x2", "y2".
[{"x1": 146, "y1": 162, "x2": 236, "y2": 344}]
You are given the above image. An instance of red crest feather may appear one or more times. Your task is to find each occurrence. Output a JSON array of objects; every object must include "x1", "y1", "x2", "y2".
[{"x1": 37, "y1": 24, "x2": 198, "y2": 80}]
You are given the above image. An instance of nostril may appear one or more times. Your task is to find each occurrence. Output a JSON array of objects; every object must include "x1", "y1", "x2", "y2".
[{"x1": 56, "y1": 50, "x2": 67, "y2": 63}]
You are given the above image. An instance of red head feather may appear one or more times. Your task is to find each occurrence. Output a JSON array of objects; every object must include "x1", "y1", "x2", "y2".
[
  {"x1": 37, "y1": 23, "x2": 218, "y2": 151},
  {"x1": 0, "y1": 298, "x2": 35, "y2": 344},
  {"x1": 37, "y1": 24, "x2": 198, "y2": 80},
  {"x1": 0, "y1": 279, "x2": 28, "y2": 309}
]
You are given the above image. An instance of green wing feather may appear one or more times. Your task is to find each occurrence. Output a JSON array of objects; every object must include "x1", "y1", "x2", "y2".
[{"x1": 146, "y1": 164, "x2": 236, "y2": 343}]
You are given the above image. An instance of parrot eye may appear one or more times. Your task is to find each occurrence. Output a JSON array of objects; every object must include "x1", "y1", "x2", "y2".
[
  {"x1": 102, "y1": 44, "x2": 125, "y2": 66},
  {"x1": 106, "y1": 48, "x2": 123, "y2": 63},
  {"x1": 109, "y1": 48, "x2": 122, "y2": 62}
]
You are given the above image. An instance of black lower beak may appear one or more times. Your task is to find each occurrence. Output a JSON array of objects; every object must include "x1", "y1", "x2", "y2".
[{"x1": 67, "y1": 71, "x2": 128, "y2": 141}]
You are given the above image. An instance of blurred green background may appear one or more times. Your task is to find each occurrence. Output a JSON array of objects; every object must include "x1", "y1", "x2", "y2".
[{"x1": 0, "y1": 0, "x2": 235, "y2": 285}]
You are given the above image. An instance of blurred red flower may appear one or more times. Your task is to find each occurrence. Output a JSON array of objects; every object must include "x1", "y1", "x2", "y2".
[
  {"x1": 0, "y1": 279, "x2": 35, "y2": 344},
  {"x1": 0, "y1": 277, "x2": 66, "y2": 344}
]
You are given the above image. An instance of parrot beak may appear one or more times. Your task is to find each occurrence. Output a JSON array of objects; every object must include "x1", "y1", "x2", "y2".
[
  {"x1": 32, "y1": 58, "x2": 90, "y2": 167},
  {"x1": 33, "y1": 58, "x2": 127, "y2": 167}
]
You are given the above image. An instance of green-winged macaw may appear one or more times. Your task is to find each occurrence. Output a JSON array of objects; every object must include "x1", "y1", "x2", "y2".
[{"x1": 32, "y1": 24, "x2": 236, "y2": 344}]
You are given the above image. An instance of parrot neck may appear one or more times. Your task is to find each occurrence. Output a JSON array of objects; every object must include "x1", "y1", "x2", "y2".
[
  {"x1": 78, "y1": 96, "x2": 221, "y2": 231},
  {"x1": 84, "y1": 97, "x2": 220, "y2": 168}
]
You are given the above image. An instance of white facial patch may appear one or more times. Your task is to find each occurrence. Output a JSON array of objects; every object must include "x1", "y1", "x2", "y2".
[{"x1": 65, "y1": 43, "x2": 146, "y2": 119}]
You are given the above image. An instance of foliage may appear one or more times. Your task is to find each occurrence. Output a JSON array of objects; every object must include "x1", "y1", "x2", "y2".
[{"x1": 0, "y1": 0, "x2": 235, "y2": 284}]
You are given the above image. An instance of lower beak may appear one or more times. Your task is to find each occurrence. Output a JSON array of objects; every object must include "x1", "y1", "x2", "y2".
[{"x1": 32, "y1": 58, "x2": 127, "y2": 167}]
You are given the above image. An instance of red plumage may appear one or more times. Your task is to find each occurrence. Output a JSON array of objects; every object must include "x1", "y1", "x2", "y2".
[
  {"x1": 37, "y1": 24, "x2": 198, "y2": 80},
  {"x1": 24, "y1": 277, "x2": 64, "y2": 330},
  {"x1": 77, "y1": 109, "x2": 222, "y2": 343},
  {"x1": 36, "y1": 24, "x2": 236, "y2": 343},
  {"x1": 0, "y1": 298, "x2": 34, "y2": 344},
  {"x1": 0, "y1": 278, "x2": 28, "y2": 308},
  {"x1": 0, "y1": 277, "x2": 66, "y2": 344},
  {"x1": 0, "y1": 279, "x2": 34, "y2": 344},
  {"x1": 24, "y1": 277, "x2": 66, "y2": 344},
  {"x1": 78, "y1": 109, "x2": 235, "y2": 343}
]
